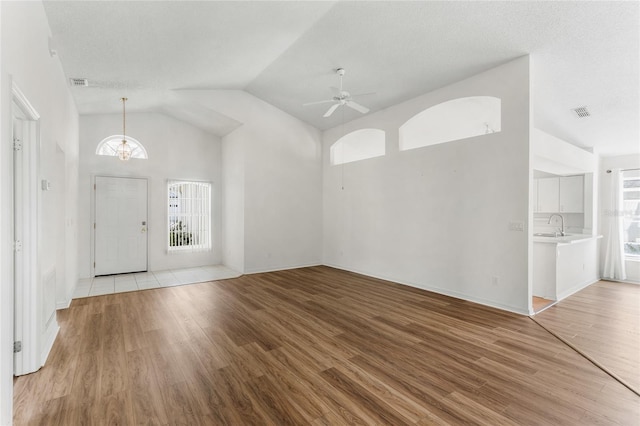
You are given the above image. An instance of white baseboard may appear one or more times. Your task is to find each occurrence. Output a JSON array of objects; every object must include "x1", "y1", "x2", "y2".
[
  {"x1": 602, "y1": 277, "x2": 640, "y2": 285},
  {"x1": 40, "y1": 322, "x2": 59, "y2": 367},
  {"x1": 617, "y1": 279, "x2": 640, "y2": 285},
  {"x1": 56, "y1": 299, "x2": 71, "y2": 310},
  {"x1": 244, "y1": 262, "x2": 321, "y2": 275},
  {"x1": 323, "y1": 263, "x2": 530, "y2": 316},
  {"x1": 556, "y1": 277, "x2": 599, "y2": 301}
]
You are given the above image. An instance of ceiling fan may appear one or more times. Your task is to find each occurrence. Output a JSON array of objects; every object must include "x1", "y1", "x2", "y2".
[{"x1": 303, "y1": 68, "x2": 373, "y2": 117}]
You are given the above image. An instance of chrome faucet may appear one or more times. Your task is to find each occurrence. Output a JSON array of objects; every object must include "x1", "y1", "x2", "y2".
[{"x1": 548, "y1": 214, "x2": 565, "y2": 236}]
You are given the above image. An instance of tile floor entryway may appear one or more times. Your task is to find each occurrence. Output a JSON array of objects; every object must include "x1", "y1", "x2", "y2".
[{"x1": 73, "y1": 265, "x2": 241, "y2": 299}]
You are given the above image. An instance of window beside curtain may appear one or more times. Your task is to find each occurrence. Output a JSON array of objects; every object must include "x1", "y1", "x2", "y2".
[
  {"x1": 167, "y1": 180, "x2": 211, "y2": 252},
  {"x1": 622, "y1": 169, "x2": 640, "y2": 257}
]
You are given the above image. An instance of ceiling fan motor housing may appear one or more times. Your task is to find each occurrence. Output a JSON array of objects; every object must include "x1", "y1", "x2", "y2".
[{"x1": 303, "y1": 67, "x2": 370, "y2": 117}]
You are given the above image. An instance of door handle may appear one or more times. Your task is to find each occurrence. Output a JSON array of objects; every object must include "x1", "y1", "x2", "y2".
[{"x1": 141, "y1": 227, "x2": 146, "y2": 233}]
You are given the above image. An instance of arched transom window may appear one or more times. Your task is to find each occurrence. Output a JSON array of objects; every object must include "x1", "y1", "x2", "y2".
[
  {"x1": 330, "y1": 128, "x2": 386, "y2": 165},
  {"x1": 399, "y1": 96, "x2": 501, "y2": 151},
  {"x1": 96, "y1": 135, "x2": 148, "y2": 159}
]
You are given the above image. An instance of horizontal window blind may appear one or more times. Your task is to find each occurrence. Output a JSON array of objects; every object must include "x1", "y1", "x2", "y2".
[{"x1": 167, "y1": 180, "x2": 211, "y2": 252}]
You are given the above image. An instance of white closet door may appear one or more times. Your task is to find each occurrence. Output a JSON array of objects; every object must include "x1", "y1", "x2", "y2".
[{"x1": 95, "y1": 176, "x2": 147, "y2": 275}]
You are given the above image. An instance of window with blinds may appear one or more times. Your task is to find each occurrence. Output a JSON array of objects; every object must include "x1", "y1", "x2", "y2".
[{"x1": 167, "y1": 180, "x2": 212, "y2": 252}]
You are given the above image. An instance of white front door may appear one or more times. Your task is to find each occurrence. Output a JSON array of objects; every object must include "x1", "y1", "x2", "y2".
[{"x1": 95, "y1": 176, "x2": 148, "y2": 276}]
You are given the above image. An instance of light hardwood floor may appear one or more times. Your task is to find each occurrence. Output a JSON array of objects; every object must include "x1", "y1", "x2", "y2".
[
  {"x1": 534, "y1": 280, "x2": 640, "y2": 394},
  {"x1": 531, "y1": 296, "x2": 555, "y2": 313},
  {"x1": 13, "y1": 267, "x2": 640, "y2": 425}
]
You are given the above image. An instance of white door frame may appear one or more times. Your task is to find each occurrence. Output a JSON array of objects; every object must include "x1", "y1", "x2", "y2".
[{"x1": 11, "y1": 82, "x2": 42, "y2": 375}]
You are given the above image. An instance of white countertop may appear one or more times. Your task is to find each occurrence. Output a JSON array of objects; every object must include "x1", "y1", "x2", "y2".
[{"x1": 532, "y1": 233, "x2": 602, "y2": 245}]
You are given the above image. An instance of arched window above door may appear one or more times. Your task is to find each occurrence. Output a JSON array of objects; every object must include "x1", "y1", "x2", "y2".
[{"x1": 96, "y1": 135, "x2": 148, "y2": 159}]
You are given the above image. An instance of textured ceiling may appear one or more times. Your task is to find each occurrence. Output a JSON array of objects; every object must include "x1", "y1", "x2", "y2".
[{"x1": 42, "y1": 1, "x2": 639, "y2": 156}]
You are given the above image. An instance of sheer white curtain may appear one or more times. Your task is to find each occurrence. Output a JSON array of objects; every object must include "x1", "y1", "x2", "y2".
[{"x1": 603, "y1": 169, "x2": 626, "y2": 280}]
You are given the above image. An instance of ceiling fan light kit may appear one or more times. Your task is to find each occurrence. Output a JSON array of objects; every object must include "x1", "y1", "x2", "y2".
[{"x1": 304, "y1": 68, "x2": 373, "y2": 118}]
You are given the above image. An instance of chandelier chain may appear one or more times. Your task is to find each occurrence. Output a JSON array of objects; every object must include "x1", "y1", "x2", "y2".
[
  {"x1": 117, "y1": 97, "x2": 132, "y2": 161},
  {"x1": 121, "y1": 97, "x2": 127, "y2": 140}
]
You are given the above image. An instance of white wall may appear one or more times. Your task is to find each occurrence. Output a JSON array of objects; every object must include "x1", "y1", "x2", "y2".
[
  {"x1": 79, "y1": 112, "x2": 222, "y2": 278},
  {"x1": 600, "y1": 154, "x2": 640, "y2": 283},
  {"x1": 179, "y1": 90, "x2": 323, "y2": 274},
  {"x1": 0, "y1": 1, "x2": 79, "y2": 423},
  {"x1": 222, "y1": 132, "x2": 245, "y2": 272},
  {"x1": 323, "y1": 57, "x2": 532, "y2": 314},
  {"x1": 241, "y1": 98, "x2": 323, "y2": 273}
]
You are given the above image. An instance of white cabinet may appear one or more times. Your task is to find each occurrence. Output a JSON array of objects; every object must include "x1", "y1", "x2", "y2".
[
  {"x1": 534, "y1": 175, "x2": 583, "y2": 213},
  {"x1": 533, "y1": 237, "x2": 599, "y2": 302},
  {"x1": 537, "y1": 178, "x2": 559, "y2": 213},
  {"x1": 532, "y1": 179, "x2": 539, "y2": 212},
  {"x1": 559, "y1": 175, "x2": 583, "y2": 213},
  {"x1": 533, "y1": 242, "x2": 556, "y2": 299}
]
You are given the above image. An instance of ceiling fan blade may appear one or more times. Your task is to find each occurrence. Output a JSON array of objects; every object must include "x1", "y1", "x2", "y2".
[
  {"x1": 323, "y1": 103, "x2": 341, "y2": 117},
  {"x1": 345, "y1": 100, "x2": 369, "y2": 114},
  {"x1": 350, "y1": 92, "x2": 376, "y2": 98},
  {"x1": 303, "y1": 99, "x2": 335, "y2": 106}
]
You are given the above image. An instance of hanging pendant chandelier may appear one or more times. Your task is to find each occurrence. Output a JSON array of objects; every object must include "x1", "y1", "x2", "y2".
[{"x1": 116, "y1": 97, "x2": 132, "y2": 161}]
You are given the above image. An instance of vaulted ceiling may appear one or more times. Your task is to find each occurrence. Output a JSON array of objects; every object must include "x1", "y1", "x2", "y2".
[{"x1": 43, "y1": 1, "x2": 639, "y2": 156}]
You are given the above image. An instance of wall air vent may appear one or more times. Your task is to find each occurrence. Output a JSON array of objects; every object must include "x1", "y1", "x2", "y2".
[
  {"x1": 69, "y1": 78, "x2": 89, "y2": 87},
  {"x1": 572, "y1": 106, "x2": 590, "y2": 118}
]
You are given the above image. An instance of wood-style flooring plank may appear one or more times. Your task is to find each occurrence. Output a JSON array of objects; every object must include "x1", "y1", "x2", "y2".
[
  {"x1": 13, "y1": 266, "x2": 640, "y2": 425},
  {"x1": 534, "y1": 280, "x2": 640, "y2": 393},
  {"x1": 126, "y1": 347, "x2": 168, "y2": 425},
  {"x1": 100, "y1": 390, "x2": 134, "y2": 426}
]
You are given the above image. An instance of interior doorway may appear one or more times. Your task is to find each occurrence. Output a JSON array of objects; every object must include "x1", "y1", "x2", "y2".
[
  {"x1": 94, "y1": 176, "x2": 148, "y2": 276},
  {"x1": 11, "y1": 83, "x2": 49, "y2": 377}
]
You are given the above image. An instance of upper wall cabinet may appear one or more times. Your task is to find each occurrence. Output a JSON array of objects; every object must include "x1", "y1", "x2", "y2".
[
  {"x1": 537, "y1": 178, "x2": 560, "y2": 213},
  {"x1": 535, "y1": 176, "x2": 584, "y2": 213},
  {"x1": 559, "y1": 175, "x2": 584, "y2": 213}
]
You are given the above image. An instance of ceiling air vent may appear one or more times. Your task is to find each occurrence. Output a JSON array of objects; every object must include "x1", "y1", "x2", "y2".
[
  {"x1": 572, "y1": 106, "x2": 590, "y2": 118},
  {"x1": 69, "y1": 78, "x2": 89, "y2": 87}
]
